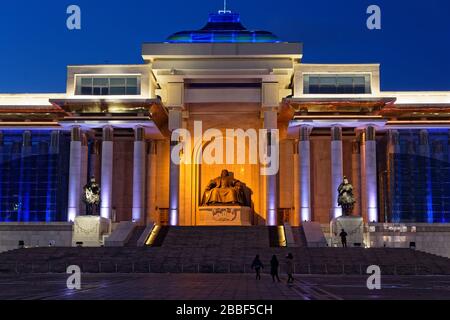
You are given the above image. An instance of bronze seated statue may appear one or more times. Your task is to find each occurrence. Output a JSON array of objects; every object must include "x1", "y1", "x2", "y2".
[{"x1": 201, "y1": 169, "x2": 250, "y2": 206}]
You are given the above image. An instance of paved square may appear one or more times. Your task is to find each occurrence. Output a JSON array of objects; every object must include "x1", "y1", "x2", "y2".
[{"x1": 1, "y1": 273, "x2": 450, "y2": 300}]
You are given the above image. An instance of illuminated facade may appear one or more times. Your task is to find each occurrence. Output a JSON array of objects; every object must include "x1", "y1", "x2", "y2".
[{"x1": 1, "y1": 10, "x2": 450, "y2": 227}]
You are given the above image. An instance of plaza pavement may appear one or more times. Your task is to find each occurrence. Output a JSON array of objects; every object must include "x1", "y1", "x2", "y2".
[{"x1": 0, "y1": 273, "x2": 450, "y2": 300}]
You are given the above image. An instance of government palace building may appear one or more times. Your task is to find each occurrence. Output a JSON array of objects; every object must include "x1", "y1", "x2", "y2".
[{"x1": 1, "y1": 10, "x2": 450, "y2": 255}]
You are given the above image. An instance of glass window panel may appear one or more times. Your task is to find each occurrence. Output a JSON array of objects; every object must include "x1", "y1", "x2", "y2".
[
  {"x1": 309, "y1": 77, "x2": 320, "y2": 85},
  {"x1": 110, "y1": 78, "x2": 126, "y2": 86},
  {"x1": 93, "y1": 78, "x2": 108, "y2": 86},
  {"x1": 126, "y1": 87, "x2": 138, "y2": 95},
  {"x1": 76, "y1": 76, "x2": 140, "y2": 95},
  {"x1": 320, "y1": 85, "x2": 337, "y2": 94},
  {"x1": 320, "y1": 77, "x2": 337, "y2": 85},
  {"x1": 308, "y1": 85, "x2": 320, "y2": 94},
  {"x1": 337, "y1": 77, "x2": 353, "y2": 85},
  {"x1": 353, "y1": 77, "x2": 366, "y2": 85},
  {"x1": 354, "y1": 85, "x2": 366, "y2": 94},
  {"x1": 336, "y1": 85, "x2": 348, "y2": 94},
  {"x1": 110, "y1": 86, "x2": 126, "y2": 95},
  {"x1": 81, "y1": 86, "x2": 92, "y2": 95},
  {"x1": 304, "y1": 74, "x2": 371, "y2": 94},
  {"x1": 126, "y1": 77, "x2": 138, "y2": 86},
  {"x1": 81, "y1": 77, "x2": 93, "y2": 86},
  {"x1": 93, "y1": 87, "x2": 101, "y2": 95}
]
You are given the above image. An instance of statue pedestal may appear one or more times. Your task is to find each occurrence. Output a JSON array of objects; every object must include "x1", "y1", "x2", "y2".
[
  {"x1": 72, "y1": 216, "x2": 111, "y2": 247},
  {"x1": 198, "y1": 206, "x2": 252, "y2": 226},
  {"x1": 330, "y1": 216, "x2": 364, "y2": 247}
]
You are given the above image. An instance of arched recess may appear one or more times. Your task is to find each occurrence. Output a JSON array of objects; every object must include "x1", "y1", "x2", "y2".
[{"x1": 187, "y1": 131, "x2": 262, "y2": 225}]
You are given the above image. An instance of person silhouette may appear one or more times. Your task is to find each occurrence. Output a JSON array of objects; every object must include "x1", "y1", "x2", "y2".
[
  {"x1": 251, "y1": 254, "x2": 264, "y2": 280},
  {"x1": 286, "y1": 253, "x2": 294, "y2": 284},
  {"x1": 340, "y1": 229, "x2": 348, "y2": 248},
  {"x1": 270, "y1": 255, "x2": 281, "y2": 282}
]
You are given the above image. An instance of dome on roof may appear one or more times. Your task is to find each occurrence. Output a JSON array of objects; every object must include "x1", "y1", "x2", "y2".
[{"x1": 166, "y1": 11, "x2": 280, "y2": 43}]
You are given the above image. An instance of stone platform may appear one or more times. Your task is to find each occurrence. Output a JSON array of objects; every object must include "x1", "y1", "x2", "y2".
[
  {"x1": 72, "y1": 216, "x2": 111, "y2": 247},
  {"x1": 330, "y1": 216, "x2": 364, "y2": 247},
  {"x1": 197, "y1": 206, "x2": 251, "y2": 226}
]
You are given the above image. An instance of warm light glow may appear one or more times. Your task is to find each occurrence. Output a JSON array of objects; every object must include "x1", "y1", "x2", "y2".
[
  {"x1": 277, "y1": 226, "x2": 287, "y2": 247},
  {"x1": 145, "y1": 225, "x2": 160, "y2": 246}
]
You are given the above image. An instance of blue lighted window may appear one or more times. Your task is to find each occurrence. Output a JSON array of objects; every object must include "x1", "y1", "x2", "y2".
[
  {"x1": 0, "y1": 131, "x2": 70, "y2": 222},
  {"x1": 389, "y1": 129, "x2": 450, "y2": 223}
]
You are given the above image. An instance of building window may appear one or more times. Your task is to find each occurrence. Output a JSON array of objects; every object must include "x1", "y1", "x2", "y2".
[
  {"x1": 304, "y1": 74, "x2": 371, "y2": 94},
  {"x1": 75, "y1": 76, "x2": 141, "y2": 96},
  {"x1": 0, "y1": 131, "x2": 70, "y2": 222}
]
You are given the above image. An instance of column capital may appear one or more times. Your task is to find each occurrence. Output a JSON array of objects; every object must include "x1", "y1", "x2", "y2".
[
  {"x1": 102, "y1": 126, "x2": 114, "y2": 141},
  {"x1": 134, "y1": 126, "x2": 145, "y2": 142},
  {"x1": 70, "y1": 126, "x2": 81, "y2": 142},
  {"x1": 366, "y1": 125, "x2": 376, "y2": 141},
  {"x1": 331, "y1": 126, "x2": 342, "y2": 141},
  {"x1": 299, "y1": 125, "x2": 312, "y2": 141}
]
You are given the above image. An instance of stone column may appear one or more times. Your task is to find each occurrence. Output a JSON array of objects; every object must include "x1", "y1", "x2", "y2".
[
  {"x1": 351, "y1": 139, "x2": 361, "y2": 216},
  {"x1": 67, "y1": 126, "x2": 82, "y2": 222},
  {"x1": 263, "y1": 108, "x2": 278, "y2": 226},
  {"x1": 169, "y1": 108, "x2": 182, "y2": 226},
  {"x1": 298, "y1": 126, "x2": 311, "y2": 222},
  {"x1": 100, "y1": 126, "x2": 113, "y2": 220},
  {"x1": 330, "y1": 126, "x2": 343, "y2": 219},
  {"x1": 132, "y1": 126, "x2": 146, "y2": 224},
  {"x1": 89, "y1": 140, "x2": 101, "y2": 180},
  {"x1": 293, "y1": 141, "x2": 300, "y2": 226},
  {"x1": 361, "y1": 126, "x2": 378, "y2": 223},
  {"x1": 146, "y1": 140, "x2": 157, "y2": 224},
  {"x1": 79, "y1": 134, "x2": 89, "y2": 215}
]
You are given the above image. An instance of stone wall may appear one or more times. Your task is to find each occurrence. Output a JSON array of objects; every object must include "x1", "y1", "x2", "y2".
[
  {"x1": 0, "y1": 222, "x2": 73, "y2": 253},
  {"x1": 368, "y1": 223, "x2": 450, "y2": 258}
]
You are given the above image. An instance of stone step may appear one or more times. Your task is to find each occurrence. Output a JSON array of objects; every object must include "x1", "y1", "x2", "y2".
[{"x1": 125, "y1": 226, "x2": 146, "y2": 247}]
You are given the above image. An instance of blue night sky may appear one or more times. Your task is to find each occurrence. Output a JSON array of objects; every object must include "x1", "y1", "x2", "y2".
[{"x1": 0, "y1": 0, "x2": 449, "y2": 93}]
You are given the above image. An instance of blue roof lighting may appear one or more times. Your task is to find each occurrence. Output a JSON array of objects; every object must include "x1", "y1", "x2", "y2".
[{"x1": 166, "y1": 11, "x2": 281, "y2": 43}]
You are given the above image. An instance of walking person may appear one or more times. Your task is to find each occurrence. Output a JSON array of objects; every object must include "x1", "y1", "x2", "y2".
[
  {"x1": 340, "y1": 229, "x2": 348, "y2": 248},
  {"x1": 270, "y1": 255, "x2": 281, "y2": 282},
  {"x1": 251, "y1": 255, "x2": 264, "y2": 280},
  {"x1": 286, "y1": 253, "x2": 294, "y2": 284}
]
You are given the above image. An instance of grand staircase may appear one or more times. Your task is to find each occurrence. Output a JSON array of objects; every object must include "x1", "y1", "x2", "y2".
[{"x1": 0, "y1": 226, "x2": 449, "y2": 275}]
